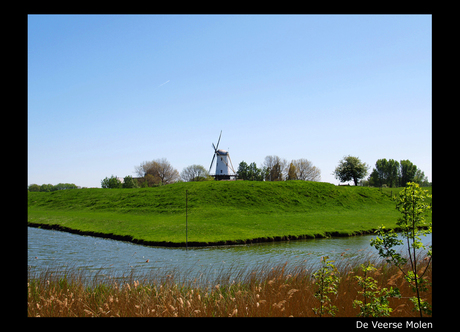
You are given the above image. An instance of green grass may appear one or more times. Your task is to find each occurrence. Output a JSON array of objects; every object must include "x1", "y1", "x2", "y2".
[{"x1": 28, "y1": 181, "x2": 431, "y2": 246}]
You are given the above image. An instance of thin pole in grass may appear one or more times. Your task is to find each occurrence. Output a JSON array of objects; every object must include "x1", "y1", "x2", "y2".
[{"x1": 186, "y1": 189, "x2": 188, "y2": 251}]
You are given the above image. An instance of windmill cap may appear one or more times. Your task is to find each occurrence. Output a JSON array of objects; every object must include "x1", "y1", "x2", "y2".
[{"x1": 217, "y1": 149, "x2": 228, "y2": 155}]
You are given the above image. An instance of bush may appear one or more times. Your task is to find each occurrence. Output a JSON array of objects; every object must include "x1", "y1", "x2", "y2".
[
  {"x1": 101, "y1": 175, "x2": 122, "y2": 189},
  {"x1": 122, "y1": 176, "x2": 139, "y2": 188}
]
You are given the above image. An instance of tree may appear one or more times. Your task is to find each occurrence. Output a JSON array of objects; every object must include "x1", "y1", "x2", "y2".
[
  {"x1": 248, "y1": 162, "x2": 264, "y2": 181},
  {"x1": 122, "y1": 176, "x2": 139, "y2": 188},
  {"x1": 368, "y1": 159, "x2": 429, "y2": 188},
  {"x1": 352, "y1": 263, "x2": 401, "y2": 317},
  {"x1": 386, "y1": 159, "x2": 400, "y2": 188},
  {"x1": 143, "y1": 174, "x2": 159, "y2": 187},
  {"x1": 29, "y1": 183, "x2": 79, "y2": 191},
  {"x1": 135, "y1": 158, "x2": 180, "y2": 185},
  {"x1": 28, "y1": 184, "x2": 40, "y2": 192},
  {"x1": 271, "y1": 162, "x2": 283, "y2": 181},
  {"x1": 237, "y1": 161, "x2": 263, "y2": 181},
  {"x1": 369, "y1": 158, "x2": 400, "y2": 188},
  {"x1": 371, "y1": 158, "x2": 387, "y2": 187},
  {"x1": 291, "y1": 158, "x2": 321, "y2": 181},
  {"x1": 370, "y1": 183, "x2": 432, "y2": 317},
  {"x1": 237, "y1": 161, "x2": 250, "y2": 180},
  {"x1": 181, "y1": 165, "x2": 210, "y2": 182},
  {"x1": 312, "y1": 256, "x2": 339, "y2": 317},
  {"x1": 261, "y1": 166, "x2": 269, "y2": 181},
  {"x1": 413, "y1": 169, "x2": 428, "y2": 186},
  {"x1": 333, "y1": 155, "x2": 369, "y2": 186},
  {"x1": 400, "y1": 160, "x2": 418, "y2": 187},
  {"x1": 368, "y1": 169, "x2": 380, "y2": 187},
  {"x1": 101, "y1": 175, "x2": 122, "y2": 189},
  {"x1": 287, "y1": 163, "x2": 297, "y2": 180},
  {"x1": 155, "y1": 158, "x2": 180, "y2": 184},
  {"x1": 135, "y1": 161, "x2": 149, "y2": 178},
  {"x1": 54, "y1": 183, "x2": 78, "y2": 190},
  {"x1": 262, "y1": 155, "x2": 287, "y2": 181},
  {"x1": 40, "y1": 184, "x2": 54, "y2": 192}
]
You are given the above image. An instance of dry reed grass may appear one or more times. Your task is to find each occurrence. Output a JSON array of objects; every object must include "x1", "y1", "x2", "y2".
[{"x1": 28, "y1": 254, "x2": 431, "y2": 317}]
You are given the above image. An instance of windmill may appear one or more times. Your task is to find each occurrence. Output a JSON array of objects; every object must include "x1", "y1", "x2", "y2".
[{"x1": 209, "y1": 131, "x2": 236, "y2": 180}]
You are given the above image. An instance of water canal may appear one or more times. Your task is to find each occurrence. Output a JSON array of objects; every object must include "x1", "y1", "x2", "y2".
[{"x1": 28, "y1": 227, "x2": 431, "y2": 284}]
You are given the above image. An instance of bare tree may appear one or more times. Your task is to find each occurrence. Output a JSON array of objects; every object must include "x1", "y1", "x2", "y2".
[
  {"x1": 291, "y1": 158, "x2": 321, "y2": 181},
  {"x1": 262, "y1": 155, "x2": 287, "y2": 181},
  {"x1": 135, "y1": 161, "x2": 152, "y2": 177},
  {"x1": 181, "y1": 164, "x2": 210, "y2": 182},
  {"x1": 134, "y1": 158, "x2": 179, "y2": 185}
]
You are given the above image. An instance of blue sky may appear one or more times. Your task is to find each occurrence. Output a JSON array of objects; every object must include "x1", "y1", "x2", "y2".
[{"x1": 28, "y1": 15, "x2": 431, "y2": 187}]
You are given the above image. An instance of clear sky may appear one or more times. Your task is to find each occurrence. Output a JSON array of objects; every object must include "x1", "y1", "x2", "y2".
[{"x1": 28, "y1": 15, "x2": 432, "y2": 188}]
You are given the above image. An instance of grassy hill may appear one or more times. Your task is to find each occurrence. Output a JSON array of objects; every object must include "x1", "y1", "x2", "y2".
[{"x1": 28, "y1": 181, "x2": 431, "y2": 246}]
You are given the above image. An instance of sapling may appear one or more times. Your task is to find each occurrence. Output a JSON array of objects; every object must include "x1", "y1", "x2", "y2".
[
  {"x1": 353, "y1": 262, "x2": 401, "y2": 317},
  {"x1": 370, "y1": 182, "x2": 432, "y2": 317},
  {"x1": 312, "y1": 256, "x2": 339, "y2": 317}
]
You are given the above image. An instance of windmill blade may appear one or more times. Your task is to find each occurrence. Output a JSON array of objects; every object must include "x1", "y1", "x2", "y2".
[
  {"x1": 227, "y1": 153, "x2": 236, "y2": 174},
  {"x1": 215, "y1": 130, "x2": 222, "y2": 150},
  {"x1": 209, "y1": 153, "x2": 216, "y2": 174},
  {"x1": 212, "y1": 143, "x2": 216, "y2": 151},
  {"x1": 220, "y1": 152, "x2": 236, "y2": 174}
]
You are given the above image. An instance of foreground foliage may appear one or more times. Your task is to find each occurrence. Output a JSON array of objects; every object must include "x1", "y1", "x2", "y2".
[
  {"x1": 371, "y1": 182, "x2": 432, "y2": 317},
  {"x1": 352, "y1": 262, "x2": 401, "y2": 317},
  {"x1": 312, "y1": 256, "x2": 339, "y2": 317}
]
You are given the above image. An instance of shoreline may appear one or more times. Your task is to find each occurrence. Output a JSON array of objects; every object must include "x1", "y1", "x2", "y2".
[
  {"x1": 27, "y1": 221, "x2": 409, "y2": 248},
  {"x1": 28, "y1": 182, "x2": 430, "y2": 248}
]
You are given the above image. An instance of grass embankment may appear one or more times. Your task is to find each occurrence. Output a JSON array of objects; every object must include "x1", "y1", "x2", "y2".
[
  {"x1": 28, "y1": 256, "x2": 432, "y2": 317},
  {"x1": 28, "y1": 181, "x2": 432, "y2": 246}
]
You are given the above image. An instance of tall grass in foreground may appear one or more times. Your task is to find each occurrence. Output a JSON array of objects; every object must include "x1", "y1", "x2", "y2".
[{"x1": 28, "y1": 254, "x2": 431, "y2": 317}]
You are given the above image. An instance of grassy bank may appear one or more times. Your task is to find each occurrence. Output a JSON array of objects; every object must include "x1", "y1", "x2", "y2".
[
  {"x1": 27, "y1": 254, "x2": 432, "y2": 317},
  {"x1": 28, "y1": 181, "x2": 431, "y2": 246}
]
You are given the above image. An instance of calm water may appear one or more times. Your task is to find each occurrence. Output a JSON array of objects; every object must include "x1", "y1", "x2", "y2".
[{"x1": 28, "y1": 227, "x2": 431, "y2": 283}]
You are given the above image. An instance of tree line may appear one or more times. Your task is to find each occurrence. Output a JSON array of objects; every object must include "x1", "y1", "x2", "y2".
[
  {"x1": 99, "y1": 155, "x2": 429, "y2": 189},
  {"x1": 333, "y1": 155, "x2": 430, "y2": 187},
  {"x1": 28, "y1": 183, "x2": 80, "y2": 192},
  {"x1": 101, "y1": 159, "x2": 183, "y2": 189},
  {"x1": 101, "y1": 175, "x2": 140, "y2": 189},
  {"x1": 30, "y1": 156, "x2": 429, "y2": 190},
  {"x1": 367, "y1": 158, "x2": 429, "y2": 187},
  {"x1": 99, "y1": 156, "x2": 322, "y2": 188},
  {"x1": 237, "y1": 156, "x2": 321, "y2": 182}
]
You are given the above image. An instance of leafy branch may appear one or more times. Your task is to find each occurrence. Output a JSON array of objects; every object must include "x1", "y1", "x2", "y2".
[{"x1": 370, "y1": 182, "x2": 432, "y2": 317}]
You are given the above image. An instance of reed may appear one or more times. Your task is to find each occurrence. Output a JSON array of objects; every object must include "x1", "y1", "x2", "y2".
[{"x1": 28, "y1": 253, "x2": 431, "y2": 317}]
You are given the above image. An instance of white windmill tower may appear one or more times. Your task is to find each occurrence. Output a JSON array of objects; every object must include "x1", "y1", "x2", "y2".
[{"x1": 208, "y1": 131, "x2": 236, "y2": 180}]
